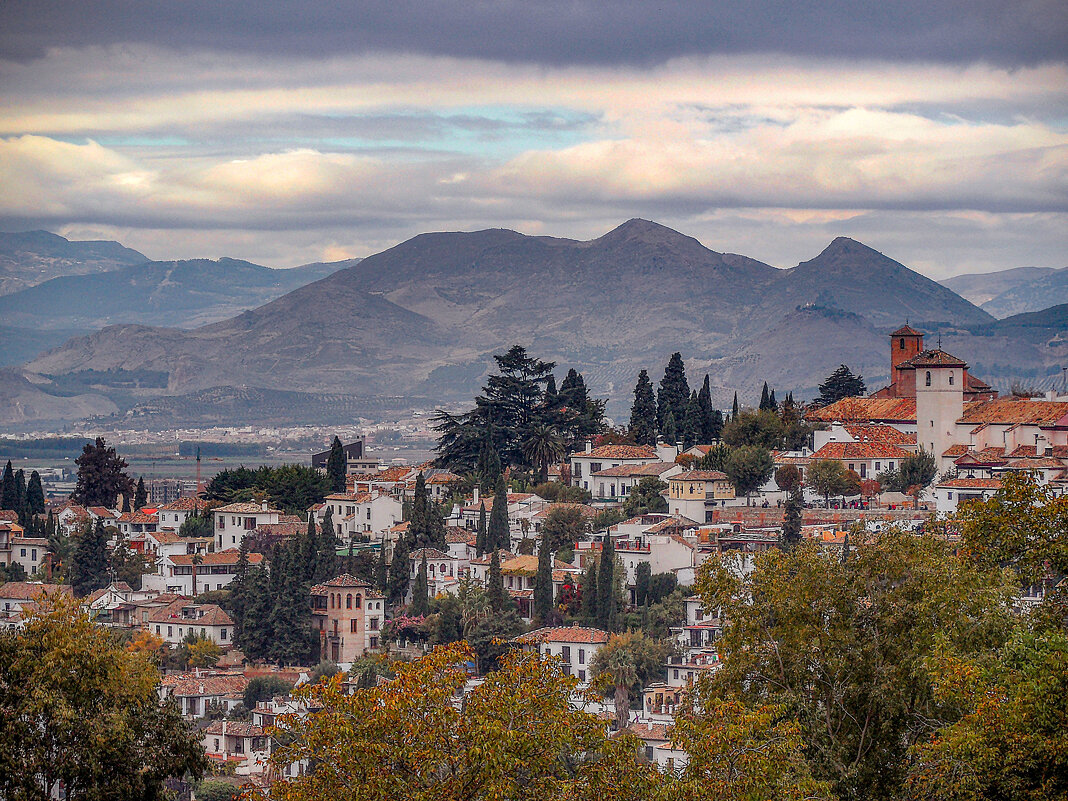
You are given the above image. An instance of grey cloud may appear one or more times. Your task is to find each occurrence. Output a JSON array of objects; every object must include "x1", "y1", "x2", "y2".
[{"x1": 2, "y1": 1, "x2": 1065, "y2": 67}]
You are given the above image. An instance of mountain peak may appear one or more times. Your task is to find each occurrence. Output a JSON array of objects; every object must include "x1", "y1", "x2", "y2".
[{"x1": 595, "y1": 218, "x2": 709, "y2": 250}]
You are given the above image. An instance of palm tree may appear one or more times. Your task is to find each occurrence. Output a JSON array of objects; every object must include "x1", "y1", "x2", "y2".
[
  {"x1": 522, "y1": 425, "x2": 565, "y2": 482},
  {"x1": 605, "y1": 649, "x2": 638, "y2": 732},
  {"x1": 191, "y1": 553, "x2": 203, "y2": 597}
]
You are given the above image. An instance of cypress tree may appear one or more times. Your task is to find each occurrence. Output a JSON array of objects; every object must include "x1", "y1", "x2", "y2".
[
  {"x1": 488, "y1": 475, "x2": 510, "y2": 552},
  {"x1": 487, "y1": 548, "x2": 506, "y2": 612},
  {"x1": 374, "y1": 543, "x2": 389, "y2": 593},
  {"x1": 697, "y1": 375, "x2": 715, "y2": 443},
  {"x1": 475, "y1": 502, "x2": 488, "y2": 556},
  {"x1": 315, "y1": 509, "x2": 339, "y2": 582},
  {"x1": 559, "y1": 368, "x2": 590, "y2": 415},
  {"x1": 326, "y1": 435, "x2": 347, "y2": 493},
  {"x1": 628, "y1": 369, "x2": 658, "y2": 446},
  {"x1": 133, "y1": 477, "x2": 147, "y2": 510},
  {"x1": 596, "y1": 535, "x2": 616, "y2": 631},
  {"x1": 781, "y1": 488, "x2": 803, "y2": 551},
  {"x1": 732, "y1": 392, "x2": 740, "y2": 420},
  {"x1": 411, "y1": 551, "x2": 430, "y2": 616},
  {"x1": 26, "y1": 471, "x2": 45, "y2": 515},
  {"x1": 759, "y1": 382, "x2": 771, "y2": 411},
  {"x1": 70, "y1": 519, "x2": 109, "y2": 597},
  {"x1": 683, "y1": 390, "x2": 702, "y2": 449},
  {"x1": 544, "y1": 374, "x2": 559, "y2": 409},
  {"x1": 533, "y1": 530, "x2": 553, "y2": 622},
  {"x1": 580, "y1": 558, "x2": 599, "y2": 625},
  {"x1": 387, "y1": 535, "x2": 411, "y2": 608},
  {"x1": 239, "y1": 564, "x2": 273, "y2": 660},
  {"x1": 409, "y1": 473, "x2": 429, "y2": 543},
  {"x1": 302, "y1": 514, "x2": 319, "y2": 582},
  {"x1": 1, "y1": 461, "x2": 14, "y2": 510},
  {"x1": 228, "y1": 539, "x2": 253, "y2": 641},
  {"x1": 476, "y1": 433, "x2": 502, "y2": 491},
  {"x1": 768, "y1": 388, "x2": 777, "y2": 410},
  {"x1": 657, "y1": 352, "x2": 689, "y2": 431},
  {"x1": 14, "y1": 470, "x2": 26, "y2": 516},
  {"x1": 661, "y1": 410, "x2": 678, "y2": 446},
  {"x1": 710, "y1": 409, "x2": 724, "y2": 442},
  {"x1": 635, "y1": 560, "x2": 651, "y2": 607}
]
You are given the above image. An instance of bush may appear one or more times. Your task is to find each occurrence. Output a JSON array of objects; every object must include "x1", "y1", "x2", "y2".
[
  {"x1": 243, "y1": 675, "x2": 294, "y2": 710},
  {"x1": 195, "y1": 779, "x2": 241, "y2": 801}
]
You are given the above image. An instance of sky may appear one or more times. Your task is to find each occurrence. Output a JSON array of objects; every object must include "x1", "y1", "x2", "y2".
[{"x1": 0, "y1": 1, "x2": 1066, "y2": 278}]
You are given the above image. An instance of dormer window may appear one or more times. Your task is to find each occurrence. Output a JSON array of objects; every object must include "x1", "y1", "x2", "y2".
[{"x1": 925, "y1": 371, "x2": 932, "y2": 387}]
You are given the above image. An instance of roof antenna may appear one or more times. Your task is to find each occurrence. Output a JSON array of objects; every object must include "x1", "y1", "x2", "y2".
[{"x1": 937, "y1": 333, "x2": 942, "y2": 349}]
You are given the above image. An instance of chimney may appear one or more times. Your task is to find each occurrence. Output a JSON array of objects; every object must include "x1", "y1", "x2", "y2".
[
  {"x1": 473, "y1": 487, "x2": 479, "y2": 505},
  {"x1": 585, "y1": 440, "x2": 593, "y2": 454},
  {"x1": 261, "y1": 500, "x2": 268, "y2": 512}
]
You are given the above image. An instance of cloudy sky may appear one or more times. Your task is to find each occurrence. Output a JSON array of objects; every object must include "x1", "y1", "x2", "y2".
[{"x1": 1, "y1": 1, "x2": 1065, "y2": 278}]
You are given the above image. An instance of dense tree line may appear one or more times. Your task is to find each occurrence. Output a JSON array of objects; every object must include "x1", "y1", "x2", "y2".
[
  {"x1": 1, "y1": 460, "x2": 46, "y2": 530},
  {"x1": 433, "y1": 346, "x2": 605, "y2": 479},
  {"x1": 204, "y1": 464, "x2": 331, "y2": 513},
  {"x1": 628, "y1": 356, "x2": 722, "y2": 447}
]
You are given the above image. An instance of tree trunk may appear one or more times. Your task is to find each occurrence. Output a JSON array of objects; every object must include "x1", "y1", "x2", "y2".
[{"x1": 614, "y1": 683, "x2": 630, "y2": 732}]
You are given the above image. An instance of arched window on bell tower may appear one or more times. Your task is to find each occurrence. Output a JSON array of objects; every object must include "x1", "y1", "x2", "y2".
[{"x1": 925, "y1": 371, "x2": 932, "y2": 387}]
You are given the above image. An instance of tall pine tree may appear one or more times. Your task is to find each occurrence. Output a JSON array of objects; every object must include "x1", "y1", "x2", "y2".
[
  {"x1": 326, "y1": 436, "x2": 347, "y2": 493},
  {"x1": 683, "y1": 390, "x2": 702, "y2": 449},
  {"x1": 628, "y1": 369, "x2": 658, "y2": 446},
  {"x1": 661, "y1": 410, "x2": 678, "y2": 446},
  {"x1": 596, "y1": 535, "x2": 616, "y2": 631},
  {"x1": 475, "y1": 502, "x2": 488, "y2": 556},
  {"x1": 133, "y1": 477, "x2": 147, "y2": 510},
  {"x1": 697, "y1": 375, "x2": 715, "y2": 443},
  {"x1": 25, "y1": 471, "x2": 45, "y2": 515},
  {"x1": 70, "y1": 519, "x2": 109, "y2": 597},
  {"x1": 780, "y1": 488, "x2": 804, "y2": 551},
  {"x1": 386, "y1": 535, "x2": 411, "y2": 608},
  {"x1": 488, "y1": 475, "x2": 510, "y2": 552},
  {"x1": 580, "y1": 558, "x2": 599, "y2": 625},
  {"x1": 657, "y1": 352, "x2": 689, "y2": 432},
  {"x1": 487, "y1": 548, "x2": 506, "y2": 612},
  {"x1": 411, "y1": 551, "x2": 430, "y2": 616},
  {"x1": 759, "y1": 382, "x2": 772, "y2": 411},
  {"x1": 1, "y1": 461, "x2": 14, "y2": 510},
  {"x1": 533, "y1": 530, "x2": 553, "y2": 622},
  {"x1": 732, "y1": 392, "x2": 740, "y2": 420}
]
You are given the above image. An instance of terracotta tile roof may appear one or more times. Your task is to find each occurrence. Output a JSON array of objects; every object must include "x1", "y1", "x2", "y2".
[
  {"x1": 891, "y1": 324, "x2": 925, "y2": 337},
  {"x1": 671, "y1": 470, "x2": 729, "y2": 482},
  {"x1": 169, "y1": 549, "x2": 264, "y2": 567},
  {"x1": 203, "y1": 720, "x2": 264, "y2": 737},
  {"x1": 168, "y1": 674, "x2": 247, "y2": 700},
  {"x1": 310, "y1": 573, "x2": 383, "y2": 597},
  {"x1": 147, "y1": 530, "x2": 184, "y2": 544},
  {"x1": 0, "y1": 510, "x2": 18, "y2": 523},
  {"x1": 461, "y1": 493, "x2": 536, "y2": 512},
  {"x1": 907, "y1": 349, "x2": 967, "y2": 367},
  {"x1": 324, "y1": 492, "x2": 374, "y2": 502},
  {"x1": 514, "y1": 625, "x2": 610, "y2": 645},
  {"x1": 0, "y1": 582, "x2": 72, "y2": 601},
  {"x1": 469, "y1": 549, "x2": 516, "y2": 566},
  {"x1": 531, "y1": 503, "x2": 600, "y2": 520},
  {"x1": 118, "y1": 511, "x2": 158, "y2": 524},
  {"x1": 942, "y1": 444, "x2": 970, "y2": 458},
  {"x1": 88, "y1": 506, "x2": 120, "y2": 518},
  {"x1": 644, "y1": 515, "x2": 701, "y2": 533},
  {"x1": 577, "y1": 444, "x2": 658, "y2": 460},
  {"x1": 11, "y1": 537, "x2": 48, "y2": 547},
  {"x1": 592, "y1": 462, "x2": 676, "y2": 478},
  {"x1": 1006, "y1": 457, "x2": 1065, "y2": 469},
  {"x1": 426, "y1": 471, "x2": 462, "y2": 484},
  {"x1": 410, "y1": 548, "x2": 451, "y2": 561},
  {"x1": 445, "y1": 527, "x2": 476, "y2": 545},
  {"x1": 213, "y1": 502, "x2": 282, "y2": 514},
  {"x1": 807, "y1": 397, "x2": 916, "y2": 423},
  {"x1": 158, "y1": 497, "x2": 202, "y2": 511},
  {"x1": 811, "y1": 442, "x2": 912, "y2": 460},
  {"x1": 1008, "y1": 445, "x2": 1038, "y2": 458},
  {"x1": 957, "y1": 399, "x2": 1068, "y2": 427},
  {"x1": 842, "y1": 424, "x2": 915, "y2": 445},
  {"x1": 619, "y1": 721, "x2": 674, "y2": 742},
  {"x1": 938, "y1": 477, "x2": 1003, "y2": 489},
  {"x1": 772, "y1": 452, "x2": 812, "y2": 466},
  {"x1": 58, "y1": 503, "x2": 89, "y2": 518}
]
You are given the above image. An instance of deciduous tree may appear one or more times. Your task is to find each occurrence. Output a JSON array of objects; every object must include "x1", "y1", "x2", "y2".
[{"x1": 725, "y1": 446, "x2": 774, "y2": 505}]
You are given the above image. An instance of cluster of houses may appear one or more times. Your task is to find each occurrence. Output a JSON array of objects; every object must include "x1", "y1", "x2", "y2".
[{"x1": 2, "y1": 324, "x2": 1067, "y2": 781}]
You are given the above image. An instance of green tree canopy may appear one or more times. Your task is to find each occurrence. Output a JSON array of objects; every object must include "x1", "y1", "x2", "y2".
[
  {"x1": 816, "y1": 364, "x2": 867, "y2": 406},
  {"x1": 628, "y1": 369, "x2": 658, "y2": 446},
  {"x1": 725, "y1": 445, "x2": 774, "y2": 505},
  {"x1": 623, "y1": 476, "x2": 668, "y2": 516},
  {"x1": 326, "y1": 435, "x2": 347, "y2": 493},
  {"x1": 541, "y1": 504, "x2": 588, "y2": 552},
  {"x1": 657, "y1": 352, "x2": 690, "y2": 434},
  {"x1": 71, "y1": 437, "x2": 134, "y2": 508}
]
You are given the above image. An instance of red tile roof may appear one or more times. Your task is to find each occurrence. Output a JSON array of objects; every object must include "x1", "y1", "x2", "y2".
[
  {"x1": 957, "y1": 399, "x2": 1068, "y2": 426},
  {"x1": 445, "y1": 527, "x2": 476, "y2": 545},
  {"x1": 907, "y1": 349, "x2": 967, "y2": 367},
  {"x1": 118, "y1": 511, "x2": 158, "y2": 524},
  {"x1": 158, "y1": 497, "x2": 202, "y2": 511},
  {"x1": 671, "y1": 470, "x2": 729, "y2": 482},
  {"x1": 0, "y1": 582, "x2": 72, "y2": 601},
  {"x1": 577, "y1": 444, "x2": 658, "y2": 460},
  {"x1": 169, "y1": 549, "x2": 264, "y2": 567},
  {"x1": 213, "y1": 502, "x2": 282, "y2": 514},
  {"x1": 592, "y1": 462, "x2": 676, "y2": 477},
  {"x1": 165, "y1": 672, "x2": 248, "y2": 697},
  {"x1": 807, "y1": 397, "x2": 916, "y2": 423},
  {"x1": 309, "y1": 573, "x2": 382, "y2": 597},
  {"x1": 811, "y1": 442, "x2": 911, "y2": 460},
  {"x1": 203, "y1": 719, "x2": 264, "y2": 736},
  {"x1": 842, "y1": 424, "x2": 915, "y2": 445},
  {"x1": 619, "y1": 721, "x2": 674, "y2": 742},
  {"x1": 515, "y1": 626, "x2": 610, "y2": 645},
  {"x1": 938, "y1": 478, "x2": 1003, "y2": 489},
  {"x1": 891, "y1": 324, "x2": 924, "y2": 337}
]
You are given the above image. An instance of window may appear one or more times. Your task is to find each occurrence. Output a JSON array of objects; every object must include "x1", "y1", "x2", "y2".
[
  {"x1": 167, "y1": 626, "x2": 173, "y2": 637},
  {"x1": 221, "y1": 629, "x2": 228, "y2": 640},
  {"x1": 370, "y1": 618, "x2": 379, "y2": 630},
  {"x1": 875, "y1": 462, "x2": 881, "y2": 472},
  {"x1": 578, "y1": 648, "x2": 585, "y2": 664},
  {"x1": 354, "y1": 595, "x2": 361, "y2": 608},
  {"x1": 590, "y1": 463, "x2": 602, "y2": 474},
  {"x1": 578, "y1": 669, "x2": 586, "y2": 681},
  {"x1": 346, "y1": 594, "x2": 353, "y2": 609},
  {"x1": 350, "y1": 619, "x2": 358, "y2": 633},
  {"x1": 925, "y1": 371, "x2": 932, "y2": 387},
  {"x1": 367, "y1": 508, "x2": 371, "y2": 519},
  {"x1": 218, "y1": 517, "x2": 225, "y2": 530},
  {"x1": 156, "y1": 625, "x2": 161, "y2": 634},
  {"x1": 899, "y1": 337, "x2": 905, "y2": 349},
  {"x1": 214, "y1": 738, "x2": 220, "y2": 752},
  {"x1": 234, "y1": 739, "x2": 244, "y2": 754},
  {"x1": 948, "y1": 374, "x2": 954, "y2": 386},
  {"x1": 20, "y1": 548, "x2": 25, "y2": 557},
  {"x1": 370, "y1": 636, "x2": 379, "y2": 649},
  {"x1": 561, "y1": 646, "x2": 571, "y2": 663}
]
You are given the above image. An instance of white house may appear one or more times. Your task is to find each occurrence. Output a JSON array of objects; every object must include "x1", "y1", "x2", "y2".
[
  {"x1": 161, "y1": 671, "x2": 249, "y2": 719},
  {"x1": 409, "y1": 547, "x2": 465, "y2": 598},
  {"x1": 570, "y1": 443, "x2": 677, "y2": 492},
  {"x1": 213, "y1": 502, "x2": 282, "y2": 550},
  {"x1": 9, "y1": 537, "x2": 49, "y2": 576},
  {"x1": 513, "y1": 626, "x2": 610, "y2": 685},
  {"x1": 589, "y1": 462, "x2": 681, "y2": 503},
  {"x1": 934, "y1": 477, "x2": 1003, "y2": 514},
  {"x1": 155, "y1": 496, "x2": 203, "y2": 531},
  {"x1": 665, "y1": 470, "x2": 739, "y2": 521},
  {"x1": 147, "y1": 599, "x2": 236, "y2": 647},
  {"x1": 202, "y1": 720, "x2": 270, "y2": 775},
  {"x1": 615, "y1": 533, "x2": 697, "y2": 599},
  {"x1": 807, "y1": 441, "x2": 911, "y2": 482},
  {"x1": 143, "y1": 549, "x2": 264, "y2": 595},
  {"x1": 319, "y1": 491, "x2": 403, "y2": 539},
  {"x1": 116, "y1": 511, "x2": 159, "y2": 539}
]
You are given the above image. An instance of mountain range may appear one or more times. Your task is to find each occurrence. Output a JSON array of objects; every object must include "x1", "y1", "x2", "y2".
[
  {"x1": 0, "y1": 230, "x2": 149, "y2": 296},
  {"x1": 941, "y1": 265, "x2": 1068, "y2": 318},
  {"x1": 4, "y1": 220, "x2": 1066, "y2": 427}
]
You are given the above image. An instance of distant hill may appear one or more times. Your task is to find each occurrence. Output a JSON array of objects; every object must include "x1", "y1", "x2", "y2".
[
  {"x1": 0, "y1": 230, "x2": 148, "y2": 296},
  {"x1": 942, "y1": 266, "x2": 1068, "y2": 317},
  {"x1": 11, "y1": 220, "x2": 1064, "y2": 427},
  {"x1": 0, "y1": 256, "x2": 354, "y2": 331}
]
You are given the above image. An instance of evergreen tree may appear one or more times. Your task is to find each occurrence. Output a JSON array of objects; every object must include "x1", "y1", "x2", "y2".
[
  {"x1": 1, "y1": 461, "x2": 15, "y2": 510},
  {"x1": 72, "y1": 438, "x2": 134, "y2": 509},
  {"x1": 70, "y1": 519, "x2": 109, "y2": 597},
  {"x1": 409, "y1": 473, "x2": 446, "y2": 550},
  {"x1": 475, "y1": 502, "x2": 488, "y2": 556},
  {"x1": 697, "y1": 376, "x2": 715, "y2": 443},
  {"x1": 660, "y1": 410, "x2": 678, "y2": 446},
  {"x1": 596, "y1": 536, "x2": 616, "y2": 631},
  {"x1": 656, "y1": 352, "x2": 689, "y2": 432},
  {"x1": 635, "y1": 560, "x2": 652, "y2": 607},
  {"x1": 14, "y1": 470, "x2": 26, "y2": 516},
  {"x1": 533, "y1": 531, "x2": 553, "y2": 622},
  {"x1": 411, "y1": 552, "x2": 430, "y2": 616},
  {"x1": 133, "y1": 477, "x2": 147, "y2": 510},
  {"x1": 683, "y1": 390, "x2": 702, "y2": 449},
  {"x1": 302, "y1": 514, "x2": 319, "y2": 582},
  {"x1": 781, "y1": 488, "x2": 803, "y2": 551},
  {"x1": 543, "y1": 374, "x2": 559, "y2": 408},
  {"x1": 732, "y1": 392, "x2": 740, "y2": 420},
  {"x1": 559, "y1": 368, "x2": 590, "y2": 415},
  {"x1": 580, "y1": 558, "x2": 599, "y2": 625},
  {"x1": 25, "y1": 471, "x2": 46, "y2": 515},
  {"x1": 374, "y1": 543, "x2": 388, "y2": 593},
  {"x1": 488, "y1": 475, "x2": 510, "y2": 552},
  {"x1": 487, "y1": 548, "x2": 506, "y2": 612},
  {"x1": 228, "y1": 539, "x2": 253, "y2": 642},
  {"x1": 768, "y1": 388, "x2": 777, "y2": 410},
  {"x1": 239, "y1": 564, "x2": 274, "y2": 660},
  {"x1": 759, "y1": 382, "x2": 771, "y2": 411},
  {"x1": 817, "y1": 365, "x2": 867, "y2": 406},
  {"x1": 710, "y1": 409, "x2": 724, "y2": 442},
  {"x1": 315, "y1": 509, "x2": 339, "y2": 582},
  {"x1": 326, "y1": 435, "x2": 347, "y2": 493},
  {"x1": 387, "y1": 535, "x2": 411, "y2": 608},
  {"x1": 475, "y1": 432, "x2": 502, "y2": 491},
  {"x1": 628, "y1": 369, "x2": 658, "y2": 446}
]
